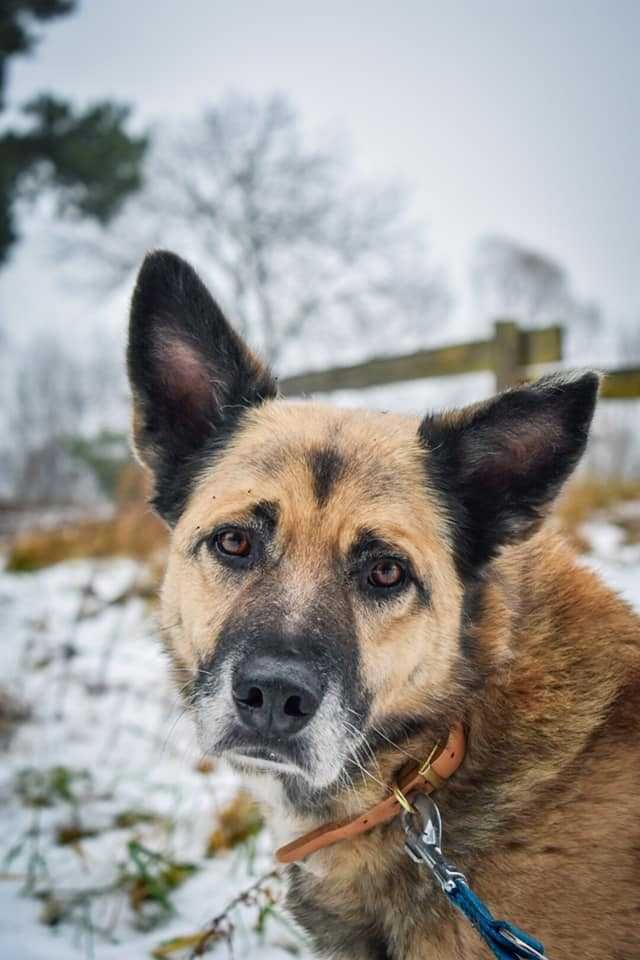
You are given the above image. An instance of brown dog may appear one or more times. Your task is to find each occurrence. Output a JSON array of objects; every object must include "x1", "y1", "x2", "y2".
[{"x1": 127, "y1": 251, "x2": 640, "y2": 959}]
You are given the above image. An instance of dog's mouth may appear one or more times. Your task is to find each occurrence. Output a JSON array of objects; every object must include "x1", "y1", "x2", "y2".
[
  {"x1": 235, "y1": 745, "x2": 289, "y2": 764},
  {"x1": 213, "y1": 726, "x2": 315, "y2": 779},
  {"x1": 227, "y1": 745, "x2": 303, "y2": 777}
]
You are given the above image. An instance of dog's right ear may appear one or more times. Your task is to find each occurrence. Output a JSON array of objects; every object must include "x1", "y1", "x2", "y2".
[{"x1": 127, "y1": 250, "x2": 277, "y2": 523}]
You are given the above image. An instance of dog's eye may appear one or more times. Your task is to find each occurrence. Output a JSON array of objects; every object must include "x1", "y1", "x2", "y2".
[
  {"x1": 214, "y1": 529, "x2": 252, "y2": 559},
  {"x1": 368, "y1": 559, "x2": 405, "y2": 589}
]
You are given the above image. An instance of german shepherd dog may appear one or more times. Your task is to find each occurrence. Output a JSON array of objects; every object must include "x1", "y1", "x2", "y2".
[{"x1": 127, "y1": 251, "x2": 640, "y2": 959}]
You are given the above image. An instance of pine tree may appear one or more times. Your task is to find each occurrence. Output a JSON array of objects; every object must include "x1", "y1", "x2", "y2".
[{"x1": 0, "y1": 1, "x2": 147, "y2": 264}]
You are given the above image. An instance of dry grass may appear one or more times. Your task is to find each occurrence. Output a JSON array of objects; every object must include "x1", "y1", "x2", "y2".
[
  {"x1": 5, "y1": 464, "x2": 167, "y2": 574},
  {"x1": 206, "y1": 791, "x2": 264, "y2": 857},
  {"x1": 552, "y1": 475, "x2": 640, "y2": 551},
  {"x1": 0, "y1": 687, "x2": 31, "y2": 747},
  {"x1": 6, "y1": 504, "x2": 167, "y2": 573},
  {"x1": 6, "y1": 467, "x2": 640, "y2": 572}
]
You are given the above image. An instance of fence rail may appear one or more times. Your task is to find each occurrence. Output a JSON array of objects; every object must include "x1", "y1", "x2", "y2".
[
  {"x1": 279, "y1": 319, "x2": 640, "y2": 399},
  {"x1": 600, "y1": 366, "x2": 640, "y2": 399}
]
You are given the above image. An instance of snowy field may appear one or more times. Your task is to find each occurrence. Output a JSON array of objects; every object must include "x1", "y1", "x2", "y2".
[
  {"x1": 1, "y1": 510, "x2": 639, "y2": 960},
  {"x1": 0, "y1": 558, "x2": 307, "y2": 960}
]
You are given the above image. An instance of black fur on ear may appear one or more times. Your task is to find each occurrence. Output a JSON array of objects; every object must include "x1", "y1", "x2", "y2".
[
  {"x1": 127, "y1": 250, "x2": 277, "y2": 524},
  {"x1": 419, "y1": 372, "x2": 600, "y2": 578}
]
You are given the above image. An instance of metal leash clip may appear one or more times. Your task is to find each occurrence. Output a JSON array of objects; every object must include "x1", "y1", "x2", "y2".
[
  {"x1": 402, "y1": 793, "x2": 467, "y2": 893},
  {"x1": 402, "y1": 793, "x2": 550, "y2": 960},
  {"x1": 499, "y1": 929, "x2": 549, "y2": 960}
]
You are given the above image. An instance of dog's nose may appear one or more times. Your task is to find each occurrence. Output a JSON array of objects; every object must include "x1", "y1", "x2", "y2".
[{"x1": 232, "y1": 656, "x2": 322, "y2": 736}]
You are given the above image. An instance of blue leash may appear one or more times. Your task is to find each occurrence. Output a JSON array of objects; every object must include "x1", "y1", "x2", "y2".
[
  {"x1": 403, "y1": 794, "x2": 548, "y2": 959},
  {"x1": 447, "y1": 879, "x2": 546, "y2": 959}
]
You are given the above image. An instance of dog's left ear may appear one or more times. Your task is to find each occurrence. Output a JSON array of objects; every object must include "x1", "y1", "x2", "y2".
[
  {"x1": 127, "y1": 250, "x2": 277, "y2": 523},
  {"x1": 419, "y1": 372, "x2": 600, "y2": 576}
]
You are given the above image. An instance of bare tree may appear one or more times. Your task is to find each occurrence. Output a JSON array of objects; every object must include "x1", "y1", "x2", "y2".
[
  {"x1": 60, "y1": 94, "x2": 449, "y2": 369},
  {"x1": 2, "y1": 334, "x2": 123, "y2": 502},
  {"x1": 617, "y1": 313, "x2": 640, "y2": 367},
  {"x1": 472, "y1": 235, "x2": 640, "y2": 479},
  {"x1": 472, "y1": 235, "x2": 569, "y2": 325},
  {"x1": 471, "y1": 234, "x2": 601, "y2": 362}
]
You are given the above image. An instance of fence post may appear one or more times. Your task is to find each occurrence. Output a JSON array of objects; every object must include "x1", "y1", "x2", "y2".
[{"x1": 493, "y1": 320, "x2": 520, "y2": 391}]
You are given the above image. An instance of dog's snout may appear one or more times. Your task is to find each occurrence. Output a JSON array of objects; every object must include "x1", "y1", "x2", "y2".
[{"x1": 232, "y1": 656, "x2": 322, "y2": 736}]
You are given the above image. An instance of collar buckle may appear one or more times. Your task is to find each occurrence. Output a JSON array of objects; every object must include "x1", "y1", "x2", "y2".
[
  {"x1": 417, "y1": 742, "x2": 446, "y2": 790},
  {"x1": 392, "y1": 786, "x2": 415, "y2": 814}
]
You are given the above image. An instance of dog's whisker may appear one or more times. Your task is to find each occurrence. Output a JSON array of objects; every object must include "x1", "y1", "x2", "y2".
[
  {"x1": 368, "y1": 723, "x2": 421, "y2": 764},
  {"x1": 337, "y1": 762, "x2": 358, "y2": 804},
  {"x1": 343, "y1": 706, "x2": 421, "y2": 765},
  {"x1": 159, "y1": 704, "x2": 190, "y2": 758},
  {"x1": 342, "y1": 721, "x2": 389, "y2": 793},
  {"x1": 342, "y1": 719, "x2": 382, "y2": 775},
  {"x1": 342, "y1": 750, "x2": 365, "y2": 802},
  {"x1": 347, "y1": 751, "x2": 388, "y2": 793},
  {"x1": 173, "y1": 675, "x2": 197, "y2": 699},
  {"x1": 194, "y1": 666, "x2": 217, "y2": 682}
]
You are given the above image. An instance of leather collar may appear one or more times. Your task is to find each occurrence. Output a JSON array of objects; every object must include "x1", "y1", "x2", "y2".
[{"x1": 276, "y1": 722, "x2": 466, "y2": 864}]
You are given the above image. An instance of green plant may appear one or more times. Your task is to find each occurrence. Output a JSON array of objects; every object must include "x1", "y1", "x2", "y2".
[
  {"x1": 63, "y1": 430, "x2": 131, "y2": 499},
  {"x1": 148, "y1": 867, "x2": 309, "y2": 959},
  {"x1": 3, "y1": 809, "x2": 50, "y2": 894},
  {"x1": 15, "y1": 765, "x2": 92, "y2": 808},
  {"x1": 121, "y1": 841, "x2": 197, "y2": 931},
  {"x1": 113, "y1": 809, "x2": 168, "y2": 830}
]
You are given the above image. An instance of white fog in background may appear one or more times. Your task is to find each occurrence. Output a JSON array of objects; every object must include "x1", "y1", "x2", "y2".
[{"x1": 1, "y1": 0, "x2": 639, "y2": 496}]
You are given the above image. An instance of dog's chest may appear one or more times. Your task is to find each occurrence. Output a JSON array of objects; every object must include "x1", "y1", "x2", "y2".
[{"x1": 286, "y1": 844, "x2": 470, "y2": 960}]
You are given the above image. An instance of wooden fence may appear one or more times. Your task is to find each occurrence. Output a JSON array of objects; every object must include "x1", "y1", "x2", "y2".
[{"x1": 279, "y1": 320, "x2": 640, "y2": 399}]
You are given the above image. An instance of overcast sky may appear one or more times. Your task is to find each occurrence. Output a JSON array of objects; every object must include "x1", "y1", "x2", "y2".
[{"x1": 2, "y1": 0, "x2": 639, "y2": 357}]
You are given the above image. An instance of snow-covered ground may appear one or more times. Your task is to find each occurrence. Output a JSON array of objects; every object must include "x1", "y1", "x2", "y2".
[
  {"x1": 0, "y1": 558, "x2": 308, "y2": 960},
  {"x1": 1, "y1": 510, "x2": 639, "y2": 960}
]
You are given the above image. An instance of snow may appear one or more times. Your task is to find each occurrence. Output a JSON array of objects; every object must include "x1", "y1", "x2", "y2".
[
  {"x1": 579, "y1": 515, "x2": 640, "y2": 611},
  {"x1": 324, "y1": 372, "x2": 494, "y2": 416},
  {"x1": 1, "y1": 507, "x2": 639, "y2": 960},
  {"x1": 0, "y1": 558, "x2": 310, "y2": 960}
]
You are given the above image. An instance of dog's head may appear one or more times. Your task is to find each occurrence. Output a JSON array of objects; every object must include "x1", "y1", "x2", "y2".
[{"x1": 128, "y1": 251, "x2": 598, "y2": 804}]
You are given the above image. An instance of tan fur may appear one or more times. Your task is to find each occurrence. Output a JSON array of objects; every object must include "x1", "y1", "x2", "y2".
[{"x1": 157, "y1": 399, "x2": 640, "y2": 959}]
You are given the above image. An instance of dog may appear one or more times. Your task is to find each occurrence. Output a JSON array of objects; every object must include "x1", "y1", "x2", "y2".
[{"x1": 127, "y1": 250, "x2": 640, "y2": 959}]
